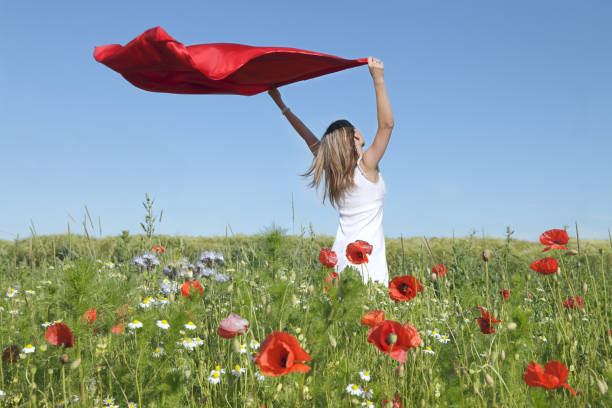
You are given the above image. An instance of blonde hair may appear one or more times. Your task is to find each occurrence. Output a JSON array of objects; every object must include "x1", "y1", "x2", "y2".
[{"x1": 303, "y1": 120, "x2": 359, "y2": 208}]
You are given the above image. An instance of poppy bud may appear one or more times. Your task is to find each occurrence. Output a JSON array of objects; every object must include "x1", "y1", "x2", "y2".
[
  {"x1": 265, "y1": 304, "x2": 272, "y2": 314},
  {"x1": 507, "y1": 322, "x2": 517, "y2": 330},
  {"x1": 70, "y1": 358, "x2": 81, "y2": 370},
  {"x1": 291, "y1": 294, "x2": 299, "y2": 306},
  {"x1": 485, "y1": 373, "x2": 494, "y2": 386},
  {"x1": 276, "y1": 383, "x2": 283, "y2": 392},
  {"x1": 482, "y1": 250, "x2": 491, "y2": 262},
  {"x1": 473, "y1": 379, "x2": 480, "y2": 394},
  {"x1": 430, "y1": 273, "x2": 437, "y2": 281},
  {"x1": 362, "y1": 304, "x2": 370, "y2": 311},
  {"x1": 567, "y1": 313, "x2": 572, "y2": 321},
  {"x1": 500, "y1": 350, "x2": 505, "y2": 361},
  {"x1": 227, "y1": 283, "x2": 233, "y2": 293},
  {"x1": 232, "y1": 338, "x2": 241, "y2": 353},
  {"x1": 396, "y1": 364, "x2": 405, "y2": 377},
  {"x1": 245, "y1": 393, "x2": 254, "y2": 405},
  {"x1": 387, "y1": 333, "x2": 398, "y2": 345},
  {"x1": 260, "y1": 295, "x2": 267, "y2": 305},
  {"x1": 566, "y1": 250, "x2": 579, "y2": 256},
  {"x1": 582, "y1": 283, "x2": 588, "y2": 295},
  {"x1": 308, "y1": 285, "x2": 314, "y2": 294},
  {"x1": 59, "y1": 353, "x2": 70, "y2": 364},
  {"x1": 596, "y1": 379, "x2": 608, "y2": 395},
  {"x1": 428, "y1": 368, "x2": 432, "y2": 376},
  {"x1": 351, "y1": 399, "x2": 360, "y2": 405},
  {"x1": 328, "y1": 334, "x2": 337, "y2": 349}
]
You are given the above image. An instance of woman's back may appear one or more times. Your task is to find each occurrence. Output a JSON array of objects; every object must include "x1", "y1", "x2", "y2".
[{"x1": 332, "y1": 158, "x2": 388, "y2": 284}]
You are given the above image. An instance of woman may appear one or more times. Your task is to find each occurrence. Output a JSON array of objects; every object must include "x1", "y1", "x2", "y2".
[{"x1": 268, "y1": 57, "x2": 394, "y2": 284}]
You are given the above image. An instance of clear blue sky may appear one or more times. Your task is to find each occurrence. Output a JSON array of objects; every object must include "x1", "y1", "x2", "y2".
[{"x1": 1, "y1": 0, "x2": 611, "y2": 240}]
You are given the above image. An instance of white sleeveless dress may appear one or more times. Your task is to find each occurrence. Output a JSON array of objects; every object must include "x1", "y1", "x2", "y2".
[{"x1": 331, "y1": 158, "x2": 388, "y2": 284}]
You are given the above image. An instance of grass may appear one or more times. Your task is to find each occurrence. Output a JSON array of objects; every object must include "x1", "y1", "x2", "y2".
[{"x1": 0, "y1": 229, "x2": 610, "y2": 407}]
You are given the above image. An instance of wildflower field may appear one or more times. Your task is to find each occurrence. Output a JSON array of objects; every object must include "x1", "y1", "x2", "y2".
[{"x1": 0, "y1": 227, "x2": 610, "y2": 407}]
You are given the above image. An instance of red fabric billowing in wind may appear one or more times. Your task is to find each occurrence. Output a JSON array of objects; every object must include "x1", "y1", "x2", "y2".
[{"x1": 94, "y1": 27, "x2": 368, "y2": 96}]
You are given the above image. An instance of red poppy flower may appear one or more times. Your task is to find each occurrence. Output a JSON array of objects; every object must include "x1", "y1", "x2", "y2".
[
  {"x1": 324, "y1": 271, "x2": 339, "y2": 284},
  {"x1": 346, "y1": 242, "x2": 369, "y2": 264},
  {"x1": 2, "y1": 345, "x2": 20, "y2": 363},
  {"x1": 82, "y1": 309, "x2": 98, "y2": 325},
  {"x1": 539, "y1": 229, "x2": 569, "y2": 252},
  {"x1": 361, "y1": 310, "x2": 385, "y2": 327},
  {"x1": 563, "y1": 296, "x2": 583, "y2": 309},
  {"x1": 217, "y1": 313, "x2": 249, "y2": 339},
  {"x1": 255, "y1": 331, "x2": 311, "y2": 376},
  {"x1": 524, "y1": 361, "x2": 575, "y2": 396},
  {"x1": 367, "y1": 320, "x2": 421, "y2": 363},
  {"x1": 388, "y1": 275, "x2": 422, "y2": 302},
  {"x1": 181, "y1": 281, "x2": 204, "y2": 298},
  {"x1": 46, "y1": 322, "x2": 74, "y2": 348},
  {"x1": 111, "y1": 324, "x2": 125, "y2": 334},
  {"x1": 501, "y1": 289, "x2": 510, "y2": 302},
  {"x1": 355, "y1": 240, "x2": 373, "y2": 255},
  {"x1": 382, "y1": 395, "x2": 402, "y2": 408},
  {"x1": 431, "y1": 264, "x2": 448, "y2": 277},
  {"x1": 318, "y1": 248, "x2": 338, "y2": 268},
  {"x1": 529, "y1": 258, "x2": 559, "y2": 275},
  {"x1": 476, "y1": 306, "x2": 501, "y2": 334},
  {"x1": 152, "y1": 245, "x2": 166, "y2": 253}
]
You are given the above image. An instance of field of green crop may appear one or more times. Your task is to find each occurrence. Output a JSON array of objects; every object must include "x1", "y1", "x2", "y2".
[{"x1": 0, "y1": 227, "x2": 610, "y2": 407}]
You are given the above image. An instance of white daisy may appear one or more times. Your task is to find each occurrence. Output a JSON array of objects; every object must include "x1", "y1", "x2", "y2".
[
  {"x1": 438, "y1": 335, "x2": 451, "y2": 344},
  {"x1": 153, "y1": 347, "x2": 165, "y2": 357},
  {"x1": 362, "y1": 386, "x2": 373, "y2": 399},
  {"x1": 255, "y1": 370, "x2": 266, "y2": 381},
  {"x1": 102, "y1": 396, "x2": 115, "y2": 405},
  {"x1": 231, "y1": 364, "x2": 246, "y2": 376},
  {"x1": 423, "y1": 346, "x2": 435, "y2": 355},
  {"x1": 156, "y1": 320, "x2": 170, "y2": 330},
  {"x1": 140, "y1": 297, "x2": 156, "y2": 309},
  {"x1": 127, "y1": 403, "x2": 137, "y2": 408},
  {"x1": 158, "y1": 297, "x2": 169, "y2": 306},
  {"x1": 539, "y1": 335, "x2": 548, "y2": 342},
  {"x1": 248, "y1": 351, "x2": 258, "y2": 363},
  {"x1": 359, "y1": 370, "x2": 371, "y2": 382},
  {"x1": 193, "y1": 337, "x2": 204, "y2": 346},
  {"x1": 208, "y1": 371, "x2": 221, "y2": 384},
  {"x1": 40, "y1": 345, "x2": 47, "y2": 352},
  {"x1": 127, "y1": 320, "x2": 143, "y2": 329},
  {"x1": 249, "y1": 339, "x2": 260, "y2": 350},
  {"x1": 184, "y1": 321, "x2": 196, "y2": 330},
  {"x1": 25, "y1": 290, "x2": 35, "y2": 295},
  {"x1": 362, "y1": 401, "x2": 374, "y2": 407},
  {"x1": 346, "y1": 384, "x2": 363, "y2": 396},
  {"x1": 238, "y1": 344, "x2": 248, "y2": 354},
  {"x1": 181, "y1": 338, "x2": 196, "y2": 351},
  {"x1": 23, "y1": 344, "x2": 35, "y2": 354},
  {"x1": 6, "y1": 288, "x2": 18, "y2": 298}
]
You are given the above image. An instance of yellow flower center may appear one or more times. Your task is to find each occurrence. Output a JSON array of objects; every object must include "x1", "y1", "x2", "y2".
[
  {"x1": 352, "y1": 384, "x2": 359, "y2": 390},
  {"x1": 234, "y1": 365, "x2": 241, "y2": 371},
  {"x1": 26, "y1": 344, "x2": 33, "y2": 348},
  {"x1": 215, "y1": 365, "x2": 221, "y2": 371},
  {"x1": 212, "y1": 372, "x2": 219, "y2": 379}
]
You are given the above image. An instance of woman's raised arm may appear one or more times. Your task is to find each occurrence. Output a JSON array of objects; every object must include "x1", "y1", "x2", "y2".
[
  {"x1": 268, "y1": 87, "x2": 320, "y2": 156},
  {"x1": 362, "y1": 57, "x2": 394, "y2": 171}
]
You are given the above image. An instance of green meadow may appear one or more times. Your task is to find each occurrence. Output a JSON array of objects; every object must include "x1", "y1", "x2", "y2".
[{"x1": 0, "y1": 227, "x2": 610, "y2": 407}]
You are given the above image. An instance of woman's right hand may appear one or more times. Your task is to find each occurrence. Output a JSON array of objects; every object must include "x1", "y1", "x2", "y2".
[{"x1": 368, "y1": 56, "x2": 384, "y2": 82}]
